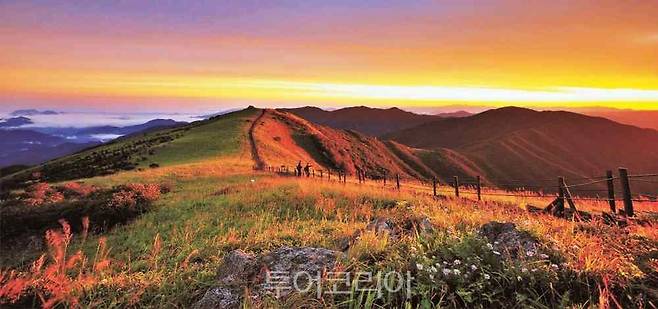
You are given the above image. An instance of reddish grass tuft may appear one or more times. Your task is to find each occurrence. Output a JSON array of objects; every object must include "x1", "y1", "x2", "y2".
[{"x1": 0, "y1": 219, "x2": 112, "y2": 308}]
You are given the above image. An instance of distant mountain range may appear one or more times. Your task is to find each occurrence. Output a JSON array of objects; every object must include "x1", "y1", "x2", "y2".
[
  {"x1": 385, "y1": 107, "x2": 658, "y2": 192},
  {"x1": 282, "y1": 106, "x2": 466, "y2": 136},
  {"x1": 579, "y1": 109, "x2": 658, "y2": 131},
  {"x1": 0, "y1": 117, "x2": 33, "y2": 128},
  {"x1": 9, "y1": 109, "x2": 59, "y2": 116},
  {"x1": 0, "y1": 118, "x2": 187, "y2": 168}
]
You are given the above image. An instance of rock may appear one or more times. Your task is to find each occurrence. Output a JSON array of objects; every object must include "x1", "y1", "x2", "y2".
[
  {"x1": 217, "y1": 250, "x2": 257, "y2": 285},
  {"x1": 259, "y1": 247, "x2": 338, "y2": 298},
  {"x1": 194, "y1": 287, "x2": 241, "y2": 309},
  {"x1": 194, "y1": 247, "x2": 339, "y2": 308},
  {"x1": 478, "y1": 221, "x2": 540, "y2": 259}
]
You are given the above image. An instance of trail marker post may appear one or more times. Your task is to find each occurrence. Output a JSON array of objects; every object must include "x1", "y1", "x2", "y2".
[
  {"x1": 619, "y1": 168, "x2": 634, "y2": 217},
  {"x1": 432, "y1": 177, "x2": 437, "y2": 196},
  {"x1": 453, "y1": 176, "x2": 460, "y2": 197},
  {"x1": 557, "y1": 177, "x2": 566, "y2": 213},
  {"x1": 396, "y1": 174, "x2": 400, "y2": 191},
  {"x1": 476, "y1": 176, "x2": 482, "y2": 201},
  {"x1": 606, "y1": 170, "x2": 616, "y2": 214}
]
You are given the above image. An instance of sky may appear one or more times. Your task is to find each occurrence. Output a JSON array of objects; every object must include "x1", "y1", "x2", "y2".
[{"x1": 1, "y1": 0, "x2": 657, "y2": 113}]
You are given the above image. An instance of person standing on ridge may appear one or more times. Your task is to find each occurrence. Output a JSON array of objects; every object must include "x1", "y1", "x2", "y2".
[
  {"x1": 295, "y1": 161, "x2": 303, "y2": 177},
  {"x1": 304, "y1": 162, "x2": 311, "y2": 177}
]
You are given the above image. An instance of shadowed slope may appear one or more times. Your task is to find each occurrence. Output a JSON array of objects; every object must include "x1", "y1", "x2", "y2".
[{"x1": 387, "y1": 107, "x2": 658, "y2": 192}]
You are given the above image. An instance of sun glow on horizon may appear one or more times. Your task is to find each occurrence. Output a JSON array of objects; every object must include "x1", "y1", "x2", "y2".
[{"x1": 1, "y1": 1, "x2": 657, "y2": 111}]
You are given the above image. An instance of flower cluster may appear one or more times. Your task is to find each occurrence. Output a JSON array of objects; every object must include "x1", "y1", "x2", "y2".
[{"x1": 23, "y1": 183, "x2": 64, "y2": 206}]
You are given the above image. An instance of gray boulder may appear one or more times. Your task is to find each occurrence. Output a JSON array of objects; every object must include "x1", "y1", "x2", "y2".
[
  {"x1": 478, "y1": 221, "x2": 541, "y2": 259},
  {"x1": 194, "y1": 246, "x2": 339, "y2": 309}
]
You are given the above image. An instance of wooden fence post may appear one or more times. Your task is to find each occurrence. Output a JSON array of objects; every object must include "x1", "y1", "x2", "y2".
[
  {"x1": 560, "y1": 177, "x2": 577, "y2": 211},
  {"x1": 432, "y1": 177, "x2": 437, "y2": 196},
  {"x1": 618, "y1": 168, "x2": 634, "y2": 217},
  {"x1": 476, "y1": 176, "x2": 482, "y2": 201},
  {"x1": 606, "y1": 170, "x2": 616, "y2": 214},
  {"x1": 383, "y1": 175, "x2": 387, "y2": 186},
  {"x1": 557, "y1": 177, "x2": 565, "y2": 213},
  {"x1": 396, "y1": 174, "x2": 400, "y2": 191},
  {"x1": 453, "y1": 176, "x2": 460, "y2": 197}
]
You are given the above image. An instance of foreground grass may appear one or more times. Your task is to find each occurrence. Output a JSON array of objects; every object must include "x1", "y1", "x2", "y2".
[{"x1": 2, "y1": 164, "x2": 657, "y2": 307}]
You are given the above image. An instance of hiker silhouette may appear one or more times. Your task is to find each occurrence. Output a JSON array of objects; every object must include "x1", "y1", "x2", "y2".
[
  {"x1": 304, "y1": 163, "x2": 311, "y2": 177},
  {"x1": 296, "y1": 161, "x2": 303, "y2": 177}
]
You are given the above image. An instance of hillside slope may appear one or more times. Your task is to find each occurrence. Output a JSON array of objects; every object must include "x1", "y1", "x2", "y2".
[
  {"x1": 282, "y1": 106, "x2": 442, "y2": 136},
  {"x1": 386, "y1": 107, "x2": 658, "y2": 192},
  {"x1": 253, "y1": 109, "x2": 428, "y2": 178},
  {"x1": 1, "y1": 108, "x2": 260, "y2": 189}
]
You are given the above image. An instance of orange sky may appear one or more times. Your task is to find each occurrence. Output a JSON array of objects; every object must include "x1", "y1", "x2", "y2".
[{"x1": 1, "y1": 1, "x2": 657, "y2": 111}]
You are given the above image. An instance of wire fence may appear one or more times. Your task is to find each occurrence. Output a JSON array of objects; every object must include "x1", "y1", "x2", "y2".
[{"x1": 265, "y1": 165, "x2": 658, "y2": 212}]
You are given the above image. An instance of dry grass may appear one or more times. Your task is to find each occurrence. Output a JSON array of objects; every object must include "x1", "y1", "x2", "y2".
[{"x1": 1, "y1": 167, "x2": 656, "y2": 308}]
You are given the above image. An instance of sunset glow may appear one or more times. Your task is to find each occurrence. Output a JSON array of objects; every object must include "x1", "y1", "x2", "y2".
[{"x1": 1, "y1": 1, "x2": 657, "y2": 111}]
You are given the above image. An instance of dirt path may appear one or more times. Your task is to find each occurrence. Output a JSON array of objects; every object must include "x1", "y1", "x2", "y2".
[{"x1": 248, "y1": 109, "x2": 267, "y2": 170}]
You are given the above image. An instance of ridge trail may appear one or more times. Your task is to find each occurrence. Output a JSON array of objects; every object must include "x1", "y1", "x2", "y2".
[{"x1": 248, "y1": 109, "x2": 266, "y2": 170}]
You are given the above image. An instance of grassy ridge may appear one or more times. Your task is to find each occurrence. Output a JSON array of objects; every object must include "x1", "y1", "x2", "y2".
[
  {"x1": 145, "y1": 108, "x2": 258, "y2": 167},
  {"x1": 2, "y1": 163, "x2": 656, "y2": 307}
]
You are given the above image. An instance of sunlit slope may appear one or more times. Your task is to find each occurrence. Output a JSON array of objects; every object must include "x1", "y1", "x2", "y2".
[
  {"x1": 253, "y1": 109, "x2": 431, "y2": 178},
  {"x1": 1, "y1": 108, "x2": 260, "y2": 187}
]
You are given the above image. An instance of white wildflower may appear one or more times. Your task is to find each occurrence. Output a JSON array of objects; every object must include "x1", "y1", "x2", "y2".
[
  {"x1": 453, "y1": 259, "x2": 462, "y2": 265},
  {"x1": 550, "y1": 264, "x2": 559, "y2": 270},
  {"x1": 484, "y1": 274, "x2": 491, "y2": 280},
  {"x1": 442, "y1": 268, "x2": 451, "y2": 276},
  {"x1": 526, "y1": 251, "x2": 536, "y2": 257},
  {"x1": 470, "y1": 265, "x2": 478, "y2": 271},
  {"x1": 430, "y1": 266, "x2": 438, "y2": 273},
  {"x1": 486, "y1": 243, "x2": 494, "y2": 250},
  {"x1": 517, "y1": 276, "x2": 522, "y2": 281},
  {"x1": 429, "y1": 274, "x2": 434, "y2": 280},
  {"x1": 521, "y1": 268, "x2": 528, "y2": 273},
  {"x1": 416, "y1": 263, "x2": 423, "y2": 270},
  {"x1": 453, "y1": 269, "x2": 461, "y2": 276}
]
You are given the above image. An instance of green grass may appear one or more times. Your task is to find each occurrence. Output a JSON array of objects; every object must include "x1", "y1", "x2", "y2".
[
  {"x1": 144, "y1": 108, "x2": 258, "y2": 167},
  {"x1": 3, "y1": 169, "x2": 657, "y2": 308}
]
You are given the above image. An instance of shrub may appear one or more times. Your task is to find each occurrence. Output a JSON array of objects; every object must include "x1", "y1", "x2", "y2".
[
  {"x1": 109, "y1": 183, "x2": 161, "y2": 208},
  {"x1": 23, "y1": 183, "x2": 64, "y2": 206},
  {"x1": 59, "y1": 182, "x2": 97, "y2": 198}
]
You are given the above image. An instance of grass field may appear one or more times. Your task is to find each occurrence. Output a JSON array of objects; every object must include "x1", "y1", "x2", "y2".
[{"x1": 1, "y1": 157, "x2": 657, "y2": 308}]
